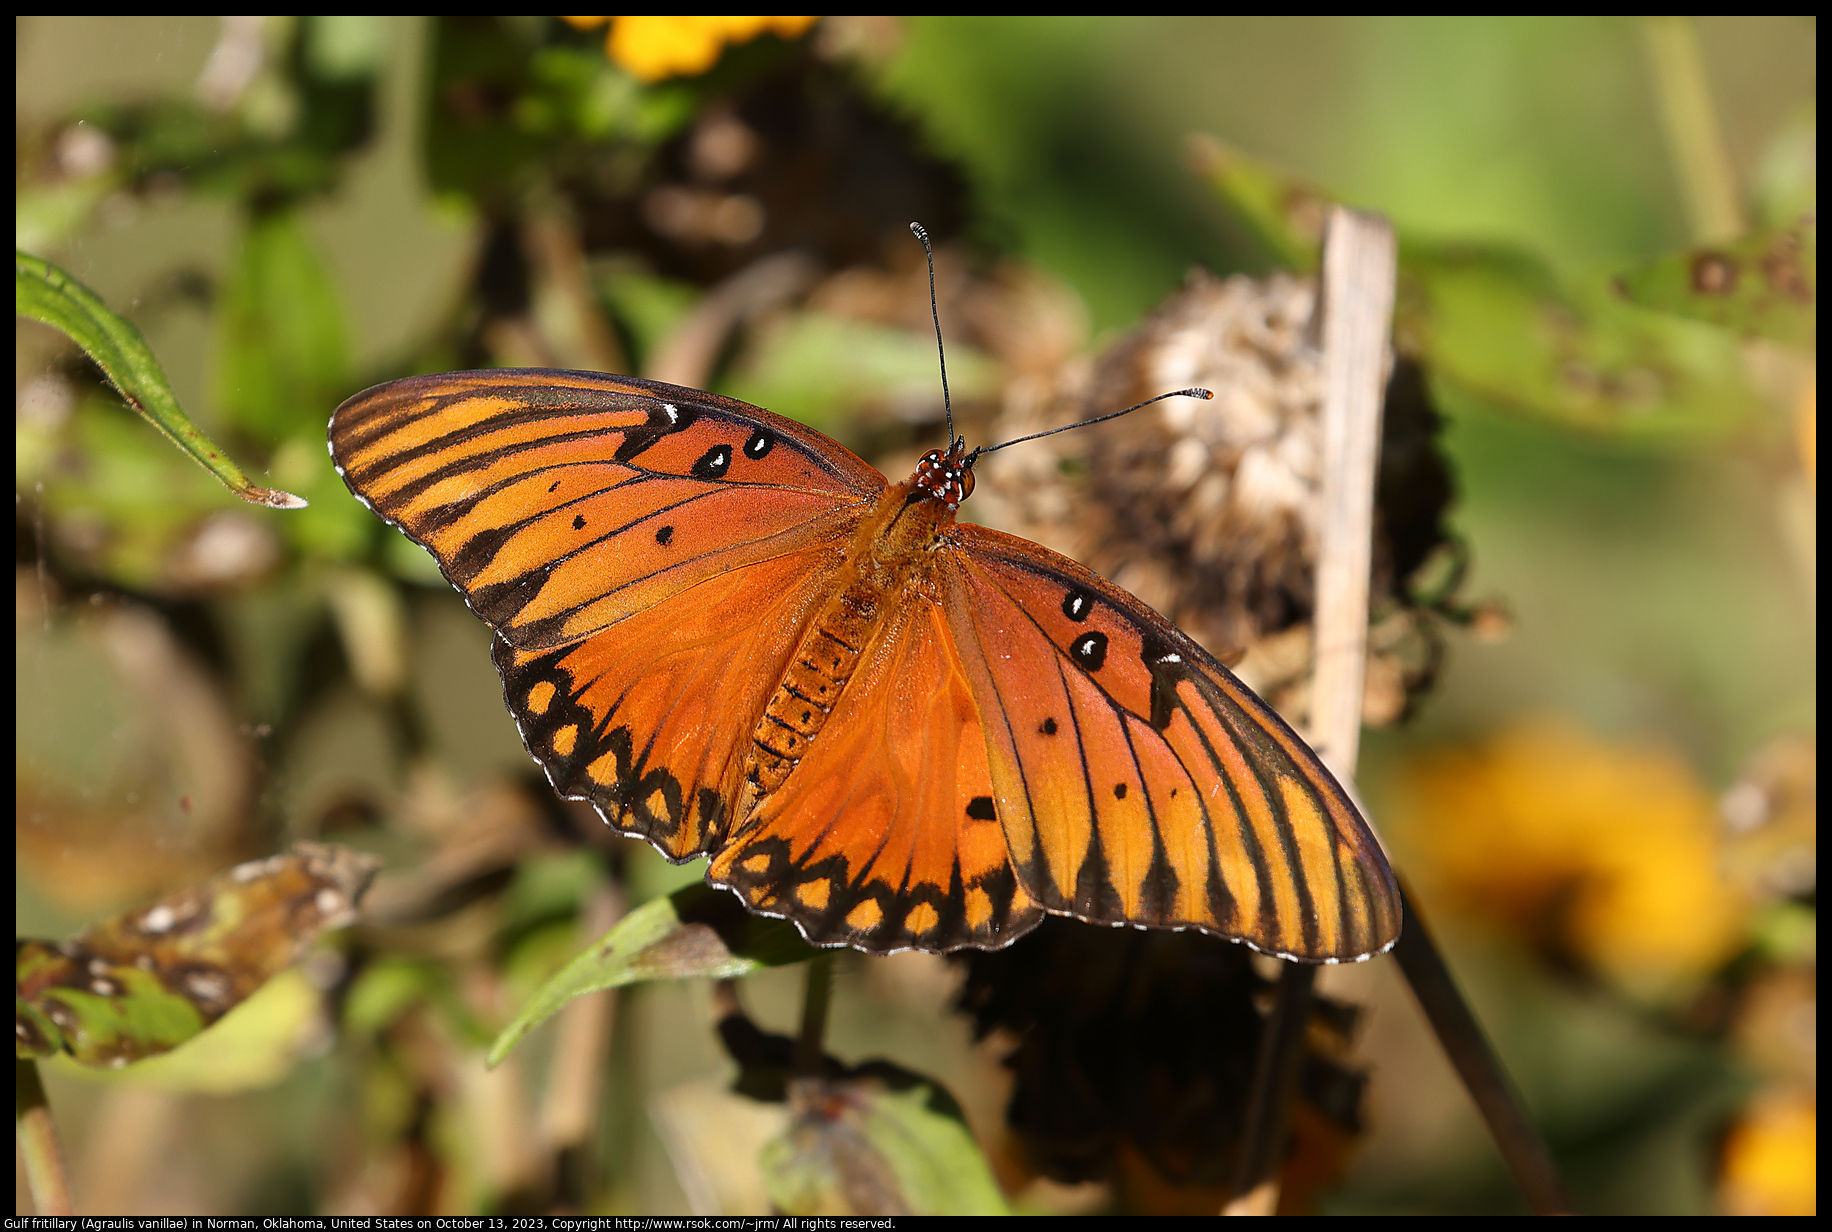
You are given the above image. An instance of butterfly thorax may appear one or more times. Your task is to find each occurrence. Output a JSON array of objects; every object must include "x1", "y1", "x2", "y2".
[{"x1": 739, "y1": 449, "x2": 972, "y2": 808}]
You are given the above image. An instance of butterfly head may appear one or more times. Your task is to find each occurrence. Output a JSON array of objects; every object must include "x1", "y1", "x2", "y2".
[{"x1": 912, "y1": 438, "x2": 978, "y2": 512}]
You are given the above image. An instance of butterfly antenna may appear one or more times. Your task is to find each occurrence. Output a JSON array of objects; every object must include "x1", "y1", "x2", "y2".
[
  {"x1": 910, "y1": 222, "x2": 957, "y2": 449},
  {"x1": 978, "y1": 387, "x2": 1214, "y2": 456}
]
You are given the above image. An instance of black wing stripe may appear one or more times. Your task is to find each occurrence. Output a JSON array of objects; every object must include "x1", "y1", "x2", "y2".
[
  {"x1": 1170, "y1": 678, "x2": 1279, "y2": 944},
  {"x1": 979, "y1": 562, "x2": 1231, "y2": 927},
  {"x1": 956, "y1": 539, "x2": 1398, "y2": 960},
  {"x1": 1115, "y1": 716, "x2": 1183, "y2": 924}
]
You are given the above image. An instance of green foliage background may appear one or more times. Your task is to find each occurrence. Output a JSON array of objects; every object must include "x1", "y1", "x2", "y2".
[{"x1": 16, "y1": 16, "x2": 1815, "y2": 1216}]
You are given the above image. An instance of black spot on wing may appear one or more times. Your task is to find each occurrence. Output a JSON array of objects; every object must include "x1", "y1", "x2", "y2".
[
  {"x1": 691, "y1": 444, "x2": 733, "y2": 480},
  {"x1": 613, "y1": 401, "x2": 696, "y2": 463},
  {"x1": 744, "y1": 429, "x2": 775, "y2": 459},
  {"x1": 966, "y1": 796, "x2": 998, "y2": 821},
  {"x1": 1071, "y1": 630, "x2": 1108, "y2": 672},
  {"x1": 1040, "y1": 717, "x2": 1059, "y2": 736},
  {"x1": 1139, "y1": 632, "x2": 1186, "y2": 732},
  {"x1": 1061, "y1": 588, "x2": 1093, "y2": 622},
  {"x1": 655, "y1": 524, "x2": 674, "y2": 545},
  {"x1": 572, "y1": 513, "x2": 586, "y2": 530}
]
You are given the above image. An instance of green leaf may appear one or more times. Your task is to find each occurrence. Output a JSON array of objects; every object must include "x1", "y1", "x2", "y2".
[
  {"x1": 15, "y1": 250, "x2": 307, "y2": 508},
  {"x1": 486, "y1": 882, "x2": 815, "y2": 1068},
  {"x1": 1612, "y1": 221, "x2": 1815, "y2": 350},
  {"x1": 15, "y1": 843, "x2": 380, "y2": 1068},
  {"x1": 1186, "y1": 134, "x2": 1329, "y2": 272},
  {"x1": 594, "y1": 260, "x2": 701, "y2": 371},
  {"x1": 722, "y1": 311, "x2": 998, "y2": 435},
  {"x1": 44, "y1": 969, "x2": 324, "y2": 1093},
  {"x1": 215, "y1": 209, "x2": 351, "y2": 445},
  {"x1": 760, "y1": 1072, "x2": 1012, "y2": 1216},
  {"x1": 1188, "y1": 141, "x2": 1764, "y2": 437},
  {"x1": 1403, "y1": 243, "x2": 1759, "y2": 436}
]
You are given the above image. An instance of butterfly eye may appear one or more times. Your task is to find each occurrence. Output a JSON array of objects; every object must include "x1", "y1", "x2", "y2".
[{"x1": 956, "y1": 467, "x2": 975, "y2": 501}]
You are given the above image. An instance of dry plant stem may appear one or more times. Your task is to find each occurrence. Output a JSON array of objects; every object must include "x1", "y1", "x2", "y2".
[
  {"x1": 524, "y1": 208, "x2": 630, "y2": 374},
  {"x1": 793, "y1": 952, "x2": 835, "y2": 1078},
  {"x1": 16, "y1": 1059, "x2": 73, "y2": 1216},
  {"x1": 1393, "y1": 883, "x2": 1574, "y2": 1216},
  {"x1": 540, "y1": 881, "x2": 626, "y2": 1201},
  {"x1": 1640, "y1": 16, "x2": 1745, "y2": 244},
  {"x1": 1224, "y1": 207, "x2": 1396, "y2": 1217},
  {"x1": 645, "y1": 251, "x2": 819, "y2": 389},
  {"x1": 1227, "y1": 962, "x2": 1318, "y2": 1213},
  {"x1": 1308, "y1": 208, "x2": 1397, "y2": 787}
]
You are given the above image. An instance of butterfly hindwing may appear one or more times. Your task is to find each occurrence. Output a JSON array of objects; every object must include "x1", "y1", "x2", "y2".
[
  {"x1": 942, "y1": 525, "x2": 1401, "y2": 962},
  {"x1": 496, "y1": 543, "x2": 853, "y2": 860},
  {"x1": 709, "y1": 596, "x2": 1044, "y2": 952},
  {"x1": 330, "y1": 370, "x2": 882, "y2": 649}
]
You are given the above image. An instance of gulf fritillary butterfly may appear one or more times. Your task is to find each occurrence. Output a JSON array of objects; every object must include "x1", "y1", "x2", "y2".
[{"x1": 328, "y1": 367, "x2": 1401, "y2": 962}]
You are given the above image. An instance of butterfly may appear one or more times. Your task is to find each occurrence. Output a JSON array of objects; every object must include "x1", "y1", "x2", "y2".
[{"x1": 328, "y1": 369, "x2": 1401, "y2": 962}]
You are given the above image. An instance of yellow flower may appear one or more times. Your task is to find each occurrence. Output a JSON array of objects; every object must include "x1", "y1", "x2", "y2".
[
  {"x1": 561, "y1": 16, "x2": 820, "y2": 83},
  {"x1": 1719, "y1": 1090, "x2": 1816, "y2": 1215},
  {"x1": 1396, "y1": 718, "x2": 1750, "y2": 990}
]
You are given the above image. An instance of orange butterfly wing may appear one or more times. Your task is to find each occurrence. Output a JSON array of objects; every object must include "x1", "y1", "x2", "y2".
[
  {"x1": 940, "y1": 525, "x2": 1401, "y2": 963},
  {"x1": 329, "y1": 370, "x2": 881, "y2": 649},
  {"x1": 331, "y1": 370, "x2": 881, "y2": 858}
]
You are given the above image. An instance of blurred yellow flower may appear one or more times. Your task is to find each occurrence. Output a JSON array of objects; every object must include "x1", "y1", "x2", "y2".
[
  {"x1": 1397, "y1": 718, "x2": 1750, "y2": 989},
  {"x1": 562, "y1": 16, "x2": 820, "y2": 83},
  {"x1": 1719, "y1": 1090, "x2": 1816, "y2": 1215}
]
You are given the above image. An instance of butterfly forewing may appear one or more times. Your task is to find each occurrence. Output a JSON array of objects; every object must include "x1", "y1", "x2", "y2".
[
  {"x1": 329, "y1": 370, "x2": 882, "y2": 649},
  {"x1": 942, "y1": 525, "x2": 1401, "y2": 962}
]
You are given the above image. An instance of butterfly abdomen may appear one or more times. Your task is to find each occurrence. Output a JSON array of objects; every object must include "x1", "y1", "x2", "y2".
[
  {"x1": 748, "y1": 618, "x2": 866, "y2": 793},
  {"x1": 742, "y1": 479, "x2": 952, "y2": 800}
]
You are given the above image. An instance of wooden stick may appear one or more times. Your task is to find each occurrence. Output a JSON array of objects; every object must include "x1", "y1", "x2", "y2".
[
  {"x1": 1225, "y1": 206, "x2": 1395, "y2": 1216},
  {"x1": 1308, "y1": 208, "x2": 1397, "y2": 787}
]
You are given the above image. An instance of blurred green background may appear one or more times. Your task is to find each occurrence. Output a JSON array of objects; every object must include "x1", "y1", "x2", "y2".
[{"x1": 16, "y1": 16, "x2": 1815, "y2": 1216}]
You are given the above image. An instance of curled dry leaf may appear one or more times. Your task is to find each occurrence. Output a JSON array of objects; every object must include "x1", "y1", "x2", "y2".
[{"x1": 16, "y1": 842, "x2": 382, "y2": 1067}]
